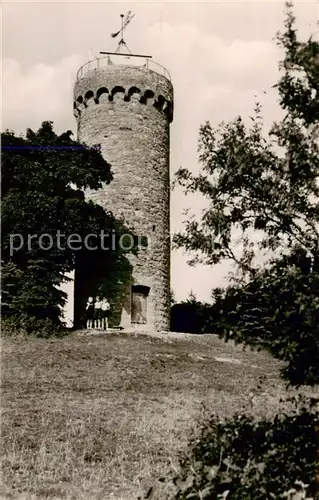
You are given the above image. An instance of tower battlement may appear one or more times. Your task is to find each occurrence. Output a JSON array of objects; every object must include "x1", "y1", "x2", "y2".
[
  {"x1": 74, "y1": 84, "x2": 173, "y2": 123},
  {"x1": 74, "y1": 64, "x2": 174, "y2": 122}
]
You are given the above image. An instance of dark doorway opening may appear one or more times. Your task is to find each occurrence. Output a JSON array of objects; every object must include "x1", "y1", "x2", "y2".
[{"x1": 131, "y1": 285, "x2": 150, "y2": 325}]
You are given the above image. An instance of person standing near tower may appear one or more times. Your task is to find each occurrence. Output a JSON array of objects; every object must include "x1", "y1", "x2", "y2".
[
  {"x1": 101, "y1": 298, "x2": 111, "y2": 330},
  {"x1": 85, "y1": 297, "x2": 94, "y2": 329},
  {"x1": 94, "y1": 297, "x2": 103, "y2": 329}
]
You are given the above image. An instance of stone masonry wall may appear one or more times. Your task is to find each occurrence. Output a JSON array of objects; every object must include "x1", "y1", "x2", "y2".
[{"x1": 73, "y1": 64, "x2": 173, "y2": 331}]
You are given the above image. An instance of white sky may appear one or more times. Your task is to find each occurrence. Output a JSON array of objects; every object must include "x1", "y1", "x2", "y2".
[{"x1": 2, "y1": 1, "x2": 318, "y2": 323}]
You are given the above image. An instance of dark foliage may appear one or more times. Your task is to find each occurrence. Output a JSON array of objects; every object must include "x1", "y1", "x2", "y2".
[
  {"x1": 142, "y1": 397, "x2": 319, "y2": 499},
  {"x1": 170, "y1": 293, "x2": 213, "y2": 334},
  {"x1": 1, "y1": 121, "x2": 135, "y2": 332}
]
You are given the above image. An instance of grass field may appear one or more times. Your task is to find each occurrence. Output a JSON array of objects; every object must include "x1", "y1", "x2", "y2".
[{"x1": 1, "y1": 330, "x2": 313, "y2": 500}]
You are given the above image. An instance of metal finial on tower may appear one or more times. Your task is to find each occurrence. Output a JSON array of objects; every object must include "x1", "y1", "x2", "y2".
[
  {"x1": 100, "y1": 12, "x2": 153, "y2": 60},
  {"x1": 110, "y1": 11, "x2": 135, "y2": 54}
]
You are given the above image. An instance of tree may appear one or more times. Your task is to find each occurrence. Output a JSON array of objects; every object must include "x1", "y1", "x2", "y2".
[
  {"x1": 172, "y1": 3, "x2": 319, "y2": 384},
  {"x1": 1, "y1": 121, "x2": 134, "y2": 331},
  {"x1": 173, "y1": 3, "x2": 319, "y2": 281}
]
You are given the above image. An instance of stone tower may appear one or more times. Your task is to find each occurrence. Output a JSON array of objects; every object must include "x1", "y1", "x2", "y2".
[{"x1": 73, "y1": 53, "x2": 173, "y2": 331}]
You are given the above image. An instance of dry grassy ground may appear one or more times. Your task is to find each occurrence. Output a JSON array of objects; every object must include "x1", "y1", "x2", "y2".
[{"x1": 1, "y1": 331, "x2": 313, "y2": 500}]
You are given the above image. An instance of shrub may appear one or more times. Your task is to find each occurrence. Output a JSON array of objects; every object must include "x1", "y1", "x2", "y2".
[
  {"x1": 141, "y1": 397, "x2": 319, "y2": 500},
  {"x1": 170, "y1": 293, "x2": 214, "y2": 334},
  {"x1": 1, "y1": 314, "x2": 67, "y2": 337},
  {"x1": 171, "y1": 303, "x2": 206, "y2": 333},
  {"x1": 206, "y1": 253, "x2": 319, "y2": 386}
]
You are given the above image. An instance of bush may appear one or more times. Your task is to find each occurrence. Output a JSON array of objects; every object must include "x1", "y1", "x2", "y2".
[
  {"x1": 170, "y1": 293, "x2": 214, "y2": 334},
  {"x1": 142, "y1": 397, "x2": 319, "y2": 500},
  {"x1": 1, "y1": 314, "x2": 67, "y2": 337},
  {"x1": 206, "y1": 253, "x2": 319, "y2": 386},
  {"x1": 171, "y1": 303, "x2": 207, "y2": 334}
]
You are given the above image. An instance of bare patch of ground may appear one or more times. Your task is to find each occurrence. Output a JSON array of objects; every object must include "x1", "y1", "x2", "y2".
[{"x1": 1, "y1": 331, "x2": 314, "y2": 499}]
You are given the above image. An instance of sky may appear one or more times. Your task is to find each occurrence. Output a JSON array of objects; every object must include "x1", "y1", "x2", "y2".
[{"x1": 2, "y1": 0, "x2": 318, "y2": 323}]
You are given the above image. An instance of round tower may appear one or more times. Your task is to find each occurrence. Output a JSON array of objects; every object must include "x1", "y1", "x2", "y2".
[{"x1": 73, "y1": 55, "x2": 173, "y2": 331}]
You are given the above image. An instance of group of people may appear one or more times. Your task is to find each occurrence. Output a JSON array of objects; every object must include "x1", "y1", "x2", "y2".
[{"x1": 86, "y1": 297, "x2": 110, "y2": 330}]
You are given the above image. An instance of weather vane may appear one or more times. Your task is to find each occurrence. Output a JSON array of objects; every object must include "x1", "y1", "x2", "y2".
[
  {"x1": 110, "y1": 11, "x2": 135, "y2": 54},
  {"x1": 100, "y1": 12, "x2": 152, "y2": 59}
]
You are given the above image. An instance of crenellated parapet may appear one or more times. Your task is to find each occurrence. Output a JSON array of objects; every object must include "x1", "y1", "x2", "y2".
[
  {"x1": 73, "y1": 85, "x2": 173, "y2": 122},
  {"x1": 73, "y1": 64, "x2": 174, "y2": 123}
]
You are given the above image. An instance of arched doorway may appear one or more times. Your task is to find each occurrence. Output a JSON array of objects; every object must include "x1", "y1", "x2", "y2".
[{"x1": 131, "y1": 285, "x2": 150, "y2": 325}]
